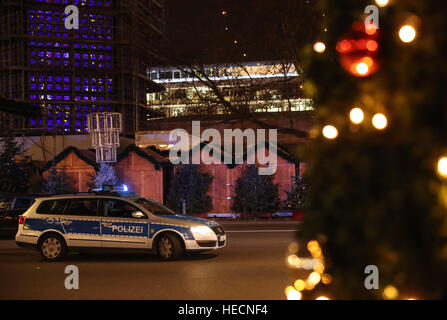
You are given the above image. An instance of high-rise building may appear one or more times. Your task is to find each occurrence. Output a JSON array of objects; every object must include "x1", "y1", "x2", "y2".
[
  {"x1": 146, "y1": 61, "x2": 313, "y2": 118},
  {"x1": 0, "y1": 0, "x2": 165, "y2": 136}
]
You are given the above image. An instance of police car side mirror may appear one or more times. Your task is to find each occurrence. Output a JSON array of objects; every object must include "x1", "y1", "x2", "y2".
[{"x1": 131, "y1": 211, "x2": 146, "y2": 219}]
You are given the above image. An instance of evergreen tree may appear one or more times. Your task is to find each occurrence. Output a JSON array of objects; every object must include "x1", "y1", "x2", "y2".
[
  {"x1": 285, "y1": 175, "x2": 308, "y2": 210},
  {"x1": 165, "y1": 165, "x2": 213, "y2": 214},
  {"x1": 43, "y1": 167, "x2": 75, "y2": 194},
  {"x1": 231, "y1": 165, "x2": 280, "y2": 218},
  {"x1": 0, "y1": 133, "x2": 30, "y2": 193},
  {"x1": 88, "y1": 163, "x2": 119, "y2": 189},
  {"x1": 290, "y1": 0, "x2": 447, "y2": 299}
]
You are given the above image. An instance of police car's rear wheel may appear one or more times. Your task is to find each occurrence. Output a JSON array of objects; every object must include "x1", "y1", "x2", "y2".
[
  {"x1": 39, "y1": 234, "x2": 67, "y2": 261},
  {"x1": 157, "y1": 233, "x2": 184, "y2": 261}
]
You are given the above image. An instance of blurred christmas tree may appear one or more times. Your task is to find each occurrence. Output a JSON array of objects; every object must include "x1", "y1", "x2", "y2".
[
  {"x1": 165, "y1": 165, "x2": 213, "y2": 215},
  {"x1": 285, "y1": 175, "x2": 309, "y2": 211},
  {"x1": 43, "y1": 167, "x2": 75, "y2": 194},
  {"x1": 231, "y1": 165, "x2": 281, "y2": 218},
  {"x1": 0, "y1": 133, "x2": 31, "y2": 193},
  {"x1": 289, "y1": 0, "x2": 447, "y2": 299}
]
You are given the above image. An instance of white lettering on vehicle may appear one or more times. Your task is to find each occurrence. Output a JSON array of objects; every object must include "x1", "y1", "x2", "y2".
[{"x1": 111, "y1": 225, "x2": 143, "y2": 234}]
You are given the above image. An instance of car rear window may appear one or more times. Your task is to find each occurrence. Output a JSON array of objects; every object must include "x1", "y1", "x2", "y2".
[
  {"x1": 36, "y1": 199, "x2": 69, "y2": 215},
  {"x1": 14, "y1": 198, "x2": 35, "y2": 209}
]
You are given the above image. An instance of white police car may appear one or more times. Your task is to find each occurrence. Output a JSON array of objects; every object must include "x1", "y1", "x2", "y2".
[{"x1": 15, "y1": 190, "x2": 226, "y2": 261}]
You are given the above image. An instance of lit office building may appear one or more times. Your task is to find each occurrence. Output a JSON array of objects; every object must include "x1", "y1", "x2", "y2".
[
  {"x1": 0, "y1": 0, "x2": 165, "y2": 135},
  {"x1": 146, "y1": 61, "x2": 313, "y2": 118}
]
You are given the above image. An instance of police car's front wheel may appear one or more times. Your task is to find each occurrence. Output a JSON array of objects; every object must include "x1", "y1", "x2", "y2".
[
  {"x1": 38, "y1": 233, "x2": 67, "y2": 261},
  {"x1": 156, "y1": 233, "x2": 184, "y2": 261}
]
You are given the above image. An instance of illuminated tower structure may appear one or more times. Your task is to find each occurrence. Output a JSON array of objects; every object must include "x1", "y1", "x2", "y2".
[{"x1": 0, "y1": 0, "x2": 165, "y2": 136}]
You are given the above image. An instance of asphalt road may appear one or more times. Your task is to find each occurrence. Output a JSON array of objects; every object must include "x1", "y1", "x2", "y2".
[{"x1": 0, "y1": 221, "x2": 305, "y2": 300}]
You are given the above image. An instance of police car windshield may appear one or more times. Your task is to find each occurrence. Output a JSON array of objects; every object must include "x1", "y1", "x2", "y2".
[{"x1": 133, "y1": 198, "x2": 176, "y2": 216}]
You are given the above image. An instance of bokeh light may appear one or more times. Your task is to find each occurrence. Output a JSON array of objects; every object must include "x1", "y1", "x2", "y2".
[
  {"x1": 365, "y1": 24, "x2": 377, "y2": 35},
  {"x1": 288, "y1": 242, "x2": 299, "y2": 253},
  {"x1": 355, "y1": 62, "x2": 369, "y2": 75},
  {"x1": 322, "y1": 125, "x2": 338, "y2": 140},
  {"x1": 316, "y1": 296, "x2": 330, "y2": 300},
  {"x1": 307, "y1": 240, "x2": 320, "y2": 252},
  {"x1": 437, "y1": 157, "x2": 447, "y2": 178},
  {"x1": 313, "y1": 261, "x2": 325, "y2": 274},
  {"x1": 375, "y1": 0, "x2": 389, "y2": 7},
  {"x1": 287, "y1": 288, "x2": 302, "y2": 300},
  {"x1": 399, "y1": 25, "x2": 416, "y2": 43},
  {"x1": 372, "y1": 113, "x2": 388, "y2": 130},
  {"x1": 366, "y1": 40, "x2": 378, "y2": 52},
  {"x1": 309, "y1": 272, "x2": 321, "y2": 285},
  {"x1": 321, "y1": 274, "x2": 333, "y2": 285},
  {"x1": 313, "y1": 41, "x2": 326, "y2": 53},
  {"x1": 383, "y1": 285, "x2": 399, "y2": 300},
  {"x1": 349, "y1": 107, "x2": 364, "y2": 124},
  {"x1": 294, "y1": 279, "x2": 306, "y2": 291}
]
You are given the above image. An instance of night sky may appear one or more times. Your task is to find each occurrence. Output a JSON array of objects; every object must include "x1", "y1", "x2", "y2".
[{"x1": 165, "y1": 0, "x2": 321, "y2": 64}]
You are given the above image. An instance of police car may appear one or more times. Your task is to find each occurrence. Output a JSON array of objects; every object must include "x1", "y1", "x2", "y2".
[{"x1": 15, "y1": 186, "x2": 226, "y2": 261}]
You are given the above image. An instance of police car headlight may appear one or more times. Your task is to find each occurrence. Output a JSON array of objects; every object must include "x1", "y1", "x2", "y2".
[{"x1": 190, "y1": 226, "x2": 215, "y2": 240}]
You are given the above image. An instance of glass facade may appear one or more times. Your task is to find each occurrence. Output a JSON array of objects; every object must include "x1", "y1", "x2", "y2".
[
  {"x1": 147, "y1": 62, "x2": 314, "y2": 118},
  {"x1": 24, "y1": 4, "x2": 115, "y2": 133},
  {"x1": 0, "y1": 0, "x2": 165, "y2": 135}
]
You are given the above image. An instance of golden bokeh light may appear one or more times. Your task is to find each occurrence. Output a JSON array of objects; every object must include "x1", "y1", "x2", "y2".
[
  {"x1": 372, "y1": 113, "x2": 388, "y2": 130},
  {"x1": 313, "y1": 41, "x2": 326, "y2": 53},
  {"x1": 322, "y1": 125, "x2": 338, "y2": 140},
  {"x1": 305, "y1": 280, "x2": 316, "y2": 291},
  {"x1": 375, "y1": 0, "x2": 389, "y2": 7},
  {"x1": 288, "y1": 242, "x2": 299, "y2": 253},
  {"x1": 285, "y1": 285, "x2": 295, "y2": 296},
  {"x1": 309, "y1": 272, "x2": 322, "y2": 285},
  {"x1": 287, "y1": 254, "x2": 299, "y2": 266},
  {"x1": 349, "y1": 107, "x2": 364, "y2": 124},
  {"x1": 310, "y1": 248, "x2": 322, "y2": 258},
  {"x1": 316, "y1": 296, "x2": 330, "y2": 300},
  {"x1": 287, "y1": 288, "x2": 302, "y2": 300},
  {"x1": 383, "y1": 285, "x2": 399, "y2": 300},
  {"x1": 294, "y1": 279, "x2": 306, "y2": 291},
  {"x1": 313, "y1": 261, "x2": 325, "y2": 274},
  {"x1": 321, "y1": 273, "x2": 333, "y2": 285},
  {"x1": 399, "y1": 25, "x2": 416, "y2": 43},
  {"x1": 307, "y1": 240, "x2": 320, "y2": 252},
  {"x1": 437, "y1": 157, "x2": 447, "y2": 178}
]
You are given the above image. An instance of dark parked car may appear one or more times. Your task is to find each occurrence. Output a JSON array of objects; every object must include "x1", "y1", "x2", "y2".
[{"x1": 0, "y1": 195, "x2": 37, "y2": 239}]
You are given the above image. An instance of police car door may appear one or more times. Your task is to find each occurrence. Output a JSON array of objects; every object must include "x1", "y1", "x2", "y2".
[
  {"x1": 60, "y1": 198, "x2": 101, "y2": 247},
  {"x1": 100, "y1": 198, "x2": 149, "y2": 249}
]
